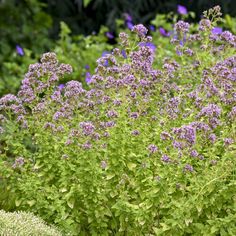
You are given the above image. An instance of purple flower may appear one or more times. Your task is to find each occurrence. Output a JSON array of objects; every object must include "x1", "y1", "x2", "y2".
[
  {"x1": 130, "y1": 112, "x2": 139, "y2": 119},
  {"x1": 190, "y1": 150, "x2": 198, "y2": 157},
  {"x1": 132, "y1": 24, "x2": 148, "y2": 38},
  {"x1": 212, "y1": 27, "x2": 223, "y2": 35},
  {"x1": 131, "y1": 130, "x2": 140, "y2": 136},
  {"x1": 173, "y1": 125, "x2": 196, "y2": 146},
  {"x1": 126, "y1": 21, "x2": 134, "y2": 30},
  {"x1": 124, "y1": 13, "x2": 132, "y2": 22},
  {"x1": 184, "y1": 164, "x2": 194, "y2": 172},
  {"x1": 16, "y1": 45, "x2": 24, "y2": 56},
  {"x1": 106, "y1": 110, "x2": 118, "y2": 118},
  {"x1": 101, "y1": 51, "x2": 110, "y2": 67},
  {"x1": 161, "y1": 155, "x2": 170, "y2": 163},
  {"x1": 82, "y1": 141, "x2": 92, "y2": 150},
  {"x1": 148, "y1": 144, "x2": 158, "y2": 154},
  {"x1": 58, "y1": 84, "x2": 65, "y2": 90},
  {"x1": 177, "y1": 5, "x2": 188, "y2": 15},
  {"x1": 210, "y1": 160, "x2": 217, "y2": 166},
  {"x1": 159, "y1": 27, "x2": 170, "y2": 37},
  {"x1": 106, "y1": 32, "x2": 114, "y2": 39},
  {"x1": 100, "y1": 160, "x2": 107, "y2": 169},
  {"x1": 12, "y1": 157, "x2": 25, "y2": 169},
  {"x1": 224, "y1": 138, "x2": 234, "y2": 146},
  {"x1": 121, "y1": 49, "x2": 127, "y2": 59},
  {"x1": 149, "y1": 25, "x2": 155, "y2": 31},
  {"x1": 80, "y1": 121, "x2": 95, "y2": 136},
  {"x1": 85, "y1": 64, "x2": 90, "y2": 70},
  {"x1": 174, "y1": 21, "x2": 190, "y2": 33},
  {"x1": 198, "y1": 104, "x2": 221, "y2": 118},
  {"x1": 208, "y1": 134, "x2": 217, "y2": 143},
  {"x1": 138, "y1": 42, "x2": 156, "y2": 52},
  {"x1": 85, "y1": 72, "x2": 92, "y2": 84}
]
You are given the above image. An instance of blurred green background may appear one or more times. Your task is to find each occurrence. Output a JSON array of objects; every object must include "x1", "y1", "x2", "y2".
[{"x1": 1, "y1": 0, "x2": 236, "y2": 97}]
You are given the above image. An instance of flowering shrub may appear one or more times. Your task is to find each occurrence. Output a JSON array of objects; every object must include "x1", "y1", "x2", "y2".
[
  {"x1": 0, "y1": 209, "x2": 63, "y2": 236},
  {"x1": 0, "y1": 6, "x2": 235, "y2": 235}
]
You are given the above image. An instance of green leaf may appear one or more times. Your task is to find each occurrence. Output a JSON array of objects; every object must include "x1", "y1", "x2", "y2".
[
  {"x1": 67, "y1": 198, "x2": 75, "y2": 209},
  {"x1": 106, "y1": 174, "x2": 115, "y2": 180},
  {"x1": 59, "y1": 188, "x2": 67, "y2": 193},
  {"x1": 15, "y1": 199, "x2": 22, "y2": 207},
  {"x1": 127, "y1": 162, "x2": 137, "y2": 171},
  {"x1": 84, "y1": 0, "x2": 92, "y2": 7},
  {"x1": 27, "y1": 199, "x2": 36, "y2": 207}
]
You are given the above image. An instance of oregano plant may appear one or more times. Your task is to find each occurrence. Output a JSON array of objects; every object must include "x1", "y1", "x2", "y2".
[{"x1": 0, "y1": 6, "x2": 235, "y2": 235}]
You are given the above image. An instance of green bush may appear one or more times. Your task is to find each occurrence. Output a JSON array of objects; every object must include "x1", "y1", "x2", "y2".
[{"x1": 0, "y1": 210, "x2": 63, "y2": 236}]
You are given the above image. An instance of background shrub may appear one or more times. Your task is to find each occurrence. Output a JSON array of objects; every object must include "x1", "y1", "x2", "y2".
[{"x1": 0, "y1": 209, "x2": 63, "y2": 236}]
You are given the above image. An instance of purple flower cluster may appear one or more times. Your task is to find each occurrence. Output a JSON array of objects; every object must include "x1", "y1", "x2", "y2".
[{"x1": 173, "y1": 125, "x2": 196, "y2": 146}]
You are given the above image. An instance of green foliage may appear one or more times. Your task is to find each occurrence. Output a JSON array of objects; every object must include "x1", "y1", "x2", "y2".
[{"x1": 0, "y1": 209, "x2": 63, "y2": 235}]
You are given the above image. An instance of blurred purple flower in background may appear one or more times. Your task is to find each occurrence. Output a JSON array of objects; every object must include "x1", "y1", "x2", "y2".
[
  {"x1": 16, "y1": 45, "x2": 24, "y2": 56},
  {"x1": 85, "y1": 64, "x2": 90, "y2": 70},
  {"x1": 124, "y1": 12, "x2": 134, "y2": 30},
  {"x1": 159, "y1": 27, "x2": 170, "y2": 37},
  {"x1": 85, "y1": 72, "x2": 91, "y2": 84},
  {"x1": 106, "y1": 32, "x2": 114, "y2": 39},
  {"x1": 212, "y1": 27, "x2": 223, "y2": 35},
  {"x1": 126, "y1": 21, "x2": 134, "y2": 30},
  {"x1": 58, "y1": 84, "x2": 65, "y2": 90},
  {"x1": 177, "y1": 5, "x2": 188, "y2": 15},
  {"x1": 149, "y1": 25, "x2": 156, "y2": 31},
  {"x1": 124, "y1": 13, "x2": 132, "y2": 22}
]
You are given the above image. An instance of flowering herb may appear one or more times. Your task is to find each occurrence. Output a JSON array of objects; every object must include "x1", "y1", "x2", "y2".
[{"x1": 0, "y1": 6, "x2": 236, "y2": 236}]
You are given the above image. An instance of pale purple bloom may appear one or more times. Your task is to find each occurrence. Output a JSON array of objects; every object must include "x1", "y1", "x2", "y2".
[
  {"x1": 198, "y1": 104, "x2": 221, "y2": 118},
  {"x1": 16, "y1": 45, "x2": 24, "y2": 56},
  {"x1": 199, "y1": 19, "x2": 211, "y2": 31},
  {"x1": 208, "y1": 133, "x2": 217, "y2": 143},
  {"x1": 82, "y1": 141, "x2": 92, "y2": 150},
  {"x1": 148, "y1": 144, "x2": 158, "y2": 154},
  {"x1": 130, "y1": 112, "x2": 139, "y2": 119},
  {"x1": 161, "y1": 155, "x2": 170, "y2": 163},
  {"x1": 100, "y1": 160, "x2": 107, "y2": 169},
  {"x1": 80, "y1": 121, "x2": 95, "y2": 136},
  {"x1": 106, "y1": 110, "x2": 118, "y2": 118},
  {"x1": 190, "y1": 150, "x2": 198, "y2": 157},
  {"x1": 177, "y1": 5, "x2": 188, "y2": 15},
  {"x1": 131, "y1": 130, "x2": 140, "y2": 136},
  {"x1": 132, "y1": 24, "x2": 148, "y2": 38},
  {"x1": 138, "y1": 42, "x2": 156, "y2": 52},
  {"x1": 210, "y1": 160, "x2": 217, "y2": 166},
  {"x1": 184, "y1": 164, "x2": 194, "y2": 172},
  {"x1": 12, "y1": 157, "x2": 25, "y2": 168},
  {"x1": 224, "y1": 138, "x2": 234, "y2": 146},
  {"x1": 174, "y1": 21, "x2": 190, "y2": 33}
]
